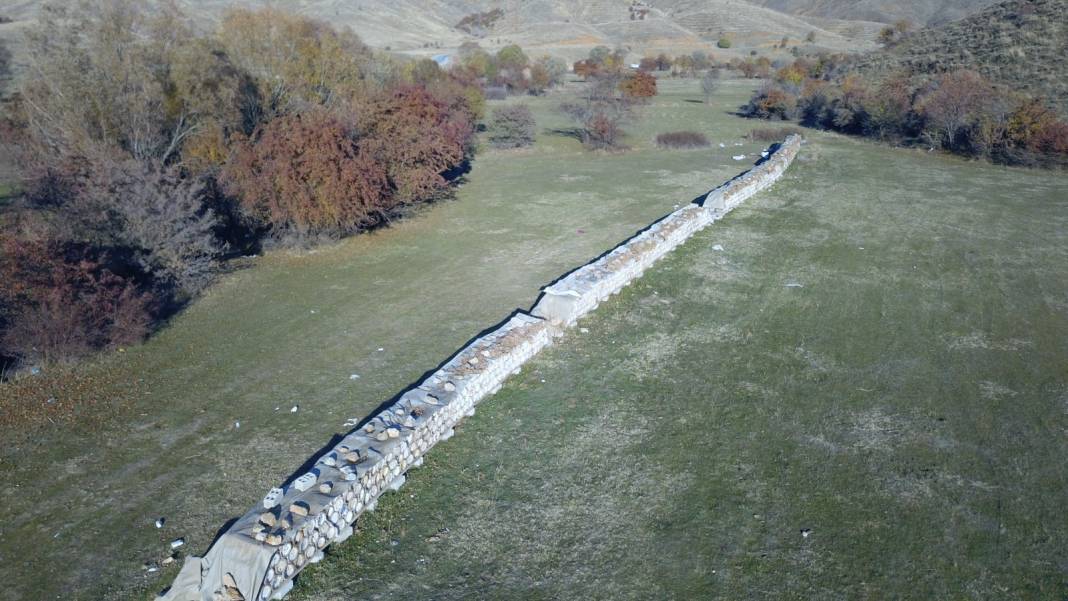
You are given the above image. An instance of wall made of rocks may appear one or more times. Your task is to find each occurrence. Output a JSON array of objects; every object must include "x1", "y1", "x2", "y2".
[{"x1": 158, "y1": 135, "x2": 802, "y2": 601}]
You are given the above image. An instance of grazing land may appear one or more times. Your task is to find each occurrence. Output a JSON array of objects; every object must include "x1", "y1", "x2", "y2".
[
  {"x1": 291, "y1": 82, "x2": 1068, "y2": 600},
  {"x1": 3, "y1": 76, "x2": 1067, "y2": 600},
  {"x1": 0, "y1": 79, "x2": 774, "y2": 601}
]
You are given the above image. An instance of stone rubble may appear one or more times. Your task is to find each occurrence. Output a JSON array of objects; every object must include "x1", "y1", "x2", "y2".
[{"x1": 157, "y1": 135, "x2": 803, "y2": 601}]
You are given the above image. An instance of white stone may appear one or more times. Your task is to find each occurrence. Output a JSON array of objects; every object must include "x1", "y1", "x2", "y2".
[
  {"x1": 263, "y1": 487, "x2": 284, "y2": 509},
  {"x1": 293, "y1": 472, "x2": 317, "y2": 492}
]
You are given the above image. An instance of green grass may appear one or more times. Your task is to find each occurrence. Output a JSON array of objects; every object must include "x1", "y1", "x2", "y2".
[
  {"x1": 289, "y1": 91, "x2": 1068, "y2": 598},
  {"x1": 0, "y1": 79, "x2": 776, "y2": 600},
  {"x1": 3, "y1": 78, "x2": 1067, "y2": 600}
]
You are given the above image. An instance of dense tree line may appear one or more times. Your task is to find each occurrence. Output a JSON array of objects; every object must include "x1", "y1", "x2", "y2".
[
  {"x1": 0, "y1": 1, "x2": 483, "y2": 366},
  {"x1": 453, "y1": 41, "x2": 567, "y2": 96},
  {"x1": 741, "y1": 56, "x2": 1068, "y2": 168}
]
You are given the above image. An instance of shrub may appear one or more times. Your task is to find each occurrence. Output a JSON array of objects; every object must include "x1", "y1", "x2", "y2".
[
  {"x1": 717, "y1": 37, "x2": 732, "y2": 49},
  {"x1": 487, "y1": 105, "x2": 536, "y2": 149},
  {"x1": 656, "y1": 131, "x2": 710, "y2": 149}
]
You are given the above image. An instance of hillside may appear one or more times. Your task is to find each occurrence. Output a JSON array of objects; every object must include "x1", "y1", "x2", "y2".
[
  {"x1": 0, "y1": 0, "x2": 876, "y2": 64},
  {"x1": 747, "y1": 0, "x2": 998, "y2": 26},
  {"x1": 851, "y1": 0, "x2": 1068, "y2": 114}
]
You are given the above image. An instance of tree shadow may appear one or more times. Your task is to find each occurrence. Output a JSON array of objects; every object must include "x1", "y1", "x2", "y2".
[{"x1": 544, "y1": 127, "x2": 585, "y2": 142}]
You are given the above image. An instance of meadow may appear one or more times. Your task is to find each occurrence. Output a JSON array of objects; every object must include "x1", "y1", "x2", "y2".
[
  {"x1": 292, "y1": 81, "x2": 1068, "y2": 600},
  {"x1": 0, "y1": 79, "x2": 770, "y2": 600},
  {"x1": 1, "y1": 77, "x2": 1066, "y2": 600}
]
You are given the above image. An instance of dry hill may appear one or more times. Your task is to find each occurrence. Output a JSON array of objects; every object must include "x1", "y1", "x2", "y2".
[
  {"x1": 747, "y1": 0, "x2": 998, "y2": 26},
  {"x1": 851, "y1": 0, "x2": 1068, "y2": 113}
]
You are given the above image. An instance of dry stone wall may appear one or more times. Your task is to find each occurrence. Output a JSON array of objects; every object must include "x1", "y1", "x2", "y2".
[{"x1": 158, "y1": 134, "x2": 802, "y2": 601}]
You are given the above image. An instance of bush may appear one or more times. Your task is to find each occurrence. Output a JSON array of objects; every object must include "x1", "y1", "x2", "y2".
[
  {"x1": 656, "y1": 131, "x2": 710, "y2": 149},
  {"x1": 487, "y1": 105, "x2": 536, "y2": 149},
  {"x1": 717, "y1": 37, "x2": 732, "y2": 49}
]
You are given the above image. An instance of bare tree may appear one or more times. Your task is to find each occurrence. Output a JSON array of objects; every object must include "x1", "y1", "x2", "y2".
[
  {"x1": 560, "y1": 74, "x2": 633, "y2": 150},
  {"x1": 701, "y1": 67, "x2": 721, "y2": 104}
]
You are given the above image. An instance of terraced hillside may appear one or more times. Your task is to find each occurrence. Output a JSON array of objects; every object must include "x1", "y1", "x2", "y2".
[
  {"x1": 749, "y1": 0, "x2": 998, "y2": 25},
  {"x1": 851, "y1": 0, "x2": 1068, "y2": 115},
  {"x1": 0, "y1": 0, "x2": 874, "y2": 62}
]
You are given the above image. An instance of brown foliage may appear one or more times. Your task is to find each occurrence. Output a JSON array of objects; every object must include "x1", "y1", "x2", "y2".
[
  {"x1": 620, "y1": 71, "x2": 658, "y2": 101},
  {"x1": 221, "y1": 109, "x2": 390, "y2": 235},
  {"x1": 0, "y1": 238, "x2": 153, "y2": 363},
  {"x1": 358, "y1": 85, "x2": 474, "y2": 205}
]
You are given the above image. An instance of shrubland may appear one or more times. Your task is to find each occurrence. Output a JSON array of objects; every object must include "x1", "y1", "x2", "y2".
[{"x1": 0, "y1": 1, "x2": 483, "y2": 367}]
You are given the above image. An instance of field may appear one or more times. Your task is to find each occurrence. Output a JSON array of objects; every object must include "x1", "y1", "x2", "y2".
[
  {"x1": 291, "y1": 84, "x2": 1068, "y2": 599},
  {"x1": 0, "y1": 79, "x2": 771, "y2": 600},
  {"x1": 1, "y1": 78, "x2": 1067, "y2": 600}
]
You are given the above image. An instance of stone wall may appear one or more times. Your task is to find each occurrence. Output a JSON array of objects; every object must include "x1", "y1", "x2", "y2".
[{"x1": 158, "y1": 134, "x2": 802, "y2": 601}]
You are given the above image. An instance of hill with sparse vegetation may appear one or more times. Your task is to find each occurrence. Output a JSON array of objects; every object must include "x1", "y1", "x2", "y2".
[
  {"x1": 748, "y1": 0, "x2": 997, "y2": 26},
  {"x1": 852, "y1": 0, "x2": 1068, "y2": 114}
]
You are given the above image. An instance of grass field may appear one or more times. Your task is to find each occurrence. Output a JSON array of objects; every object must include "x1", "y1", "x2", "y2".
[
  {"x1": 287, "y1": 89, "x2": 1068, "y2": 598},
  {"x1": 0, "y1": 79, "x2": 778, "y2": 600},
  {"x1": 2, "y1": 78, "x2": 1067, "y2": 600}
]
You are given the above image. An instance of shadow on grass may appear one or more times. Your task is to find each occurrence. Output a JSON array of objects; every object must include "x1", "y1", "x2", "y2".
[{"x1": 544, "y1": 127, "x2": 586, "y2": 142}]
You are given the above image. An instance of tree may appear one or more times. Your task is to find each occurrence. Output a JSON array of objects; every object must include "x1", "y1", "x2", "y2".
[
  {"x1": 717, "y1": 37, "x2": 732, "y2": 49},
  {"x1": 220, "y1": 109, "x2": 390, "y2": 236},
  {"x1": 535, "y1": 55, "x2": 568, "y2": 88},
  {"x1": 86, "y1": 159, "x2": 224, "y2": 296},
  {"x1": 358, "y1": 85, "x2": 475, "y2": 205},
  {"x1": 639, "y1": 57, "x2": 658, "y2": 72},
  {"x1": 487, "y1": 104, "x2": 536, "y2": 148},
  {"x1": 560, "y1": 74, "x2": 632, "y2": 151},
  {"x1": 691, "y1": 51, "x2": 711, "y2": 71},
  {"x1": 805, "y1": 31, "x2": 817, "y2": 43},
  {"x1": 219, "y1": 7, "x2": 372, "y2": 113},
  {"x1": 917, "y1": 70, "x2": 997, "y2": 149},
  {"x1": 620, "y1": 71, "x2": 657, "y2": 101},
  {"x1": 655, "y1": 53, "x2": 673, "y2": 72},
  {"x1": 496, "y1": 45, "x2": 529, "y2": 72},
  {"x1": 741, "y1": 83, "x2": 797, "y2": 120},
  {"x1": 701, "y1": 68, "x2": 720, "y2": 104}
]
